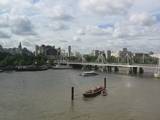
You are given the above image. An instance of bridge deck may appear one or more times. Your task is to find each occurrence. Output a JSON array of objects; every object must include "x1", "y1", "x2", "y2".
[{"x1": 65, "y1": 62, "x2": 157, "y2": 69}]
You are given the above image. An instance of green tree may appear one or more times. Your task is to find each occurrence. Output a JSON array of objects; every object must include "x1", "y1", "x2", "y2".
[
  {"x1": 35, "y1": 54, "x2": 47, "y2": 65},
  {"x1": 83, "y1": 55, "x2": 97, "y2": 62}
]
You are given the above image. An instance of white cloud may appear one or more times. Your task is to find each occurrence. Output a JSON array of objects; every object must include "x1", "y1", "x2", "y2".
[
  {"x1": 50, "y1": 5, "x2": 73, "y2": 21},
  {"x1": 85, "y1": 25, "x2": 113, "y2": 36},
  {"x1": 129, "y1": 13, "x2": 157, "y2": 26},
  {"x1": 112, "y1": 22, "x2": 139, "y2": 38},
  {"x1": 0, "y1": 0, "x2": 160, "y2": 52},
  {"x1": 59, "y1": 40, "x2": 68, "y2": 43},
  {"x1": 77, "y1": 28, "x2": 85, "y2": 35},
  {"x1": 80, "y1": 0, "x2": 133, "y2": 15},
  {"x1": 73, "y1": 36, "x2": 81, "y2": 42},
  {"x1": 111, "y1": 12, "x2": 159, "y2": 39},
  {"x1": 0, "y1": 0, "x2": 33, "y2": 14},
  {"x1": 35, "y1": 3, "x2": 73, "y2": 21}
]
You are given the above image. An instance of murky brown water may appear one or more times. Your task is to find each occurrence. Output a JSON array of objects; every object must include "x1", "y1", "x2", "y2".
[{"x1": 0, "y1": 69, "x2": 160, "y2": 120}]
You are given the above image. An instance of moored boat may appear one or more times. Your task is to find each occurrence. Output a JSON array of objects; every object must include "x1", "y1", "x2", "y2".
[
  {"x1": 83, "y1": 86, "x2": 104, "y2": 97},
  {"x1": 101, "y1": 89, "x2": 107, "y2": 96},
  {"x1": 154, "y1": 58, "x2": 160, "y2": 78},
  {"x1": 15, "y1": 65, "x2": 48, "y2": 71},
  {"x1": 154, "y1": 73, "x2": 160, "y2": 78},
  {"x1": 52, "y1": 64, "x2": 72, "y2": 69},
  {"x1": 80, "y1": 71, "x2": 98, "y2": 76}
]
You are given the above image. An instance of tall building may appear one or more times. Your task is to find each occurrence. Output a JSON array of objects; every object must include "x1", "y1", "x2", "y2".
[
  {"x1": 119, "y1": 48, "x2": 133, "y2": 63},
  {"x1": 68, "y1": 45, "x2": 71, "y2": 57},
  {"x1": 94, "y1": 50, "x2": 100, "y2": 57},
  {"x1": 107, "y1": 50, "x2": 111, "y2": 58},
  {"x1": 35, "y1": 45, "x2": 60, "y2": 60},
  {"x1": 17, "y1": 42, "x2": 22, "y2": 54},
  {"x1": 123, "y1": 48, "x2": 127, "y2": 52},
  {"x1": 134, "y1": 53, "x2": 150, "y2": 64},
  {"x1": 18, "y1": 42, "x2": 22, "y2": 50}
]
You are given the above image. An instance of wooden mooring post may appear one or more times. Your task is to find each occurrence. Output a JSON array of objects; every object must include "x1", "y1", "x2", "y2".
[
  {"x1": 71, "y1": 87, "x2": 74, "y2": 101},
  {"x1": 104, "y1": 77, "x2": 106, "y2": 88}
]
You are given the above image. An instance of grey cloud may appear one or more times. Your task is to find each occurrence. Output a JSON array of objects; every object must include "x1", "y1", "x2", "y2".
[
  {"x1": 0, "y1": 16, "x2": 9, "y2": 28},
  {"x1": 22, "y1": 41, "x2": 34, "y2": 47},
  {"x1": 59, "y1": 40, "x2": 68, "y2": 43},
  {"x1": 11, "y1": 17, "x2": 36, "y2": 36},
  {"x1": 0, "y1": 31, "x2": 11, "y2": 38},
  {"x1": 52, "y1": 14, "x2": 74, "y2": 21},
  {"x1": 50, "y1": 23, "x2": 69, "y2": 31}
]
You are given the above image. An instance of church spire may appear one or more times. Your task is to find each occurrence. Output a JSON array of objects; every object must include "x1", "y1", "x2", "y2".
[{"x1": 18, "y1": 42, "x2": 22, "y2": 50}]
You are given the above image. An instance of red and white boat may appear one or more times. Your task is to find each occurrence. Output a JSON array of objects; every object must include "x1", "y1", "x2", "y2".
[{"x1": 83, "y1": 86, "x2": 105, "y2": 97}]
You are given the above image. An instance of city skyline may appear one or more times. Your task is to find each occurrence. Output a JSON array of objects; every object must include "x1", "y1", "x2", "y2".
[
  {"x1": 0, "y1": 43, "x2": 158, "y2": 58},
  {"x1": 0, "y1": 0, "x2": 160, "y2": 53}
]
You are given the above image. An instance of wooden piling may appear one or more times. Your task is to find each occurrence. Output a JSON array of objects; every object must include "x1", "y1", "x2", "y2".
[
  {"x1": 71, "y1": 87, "x2": 74, "y2": 100},
  {"x1": 133, "y1": 67, "x2": 138, "y2": 74},
  {"x1": 104, "y1": 77, "x2": 106, "y2": 88},
  {"x1": 139, "y1": 67, "x2": 144, "y2": 74}
]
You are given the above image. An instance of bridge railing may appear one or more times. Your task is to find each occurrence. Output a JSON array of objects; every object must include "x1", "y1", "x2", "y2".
[{"x1": 59, "y1": 61, "x2": 157, "y2": 68}]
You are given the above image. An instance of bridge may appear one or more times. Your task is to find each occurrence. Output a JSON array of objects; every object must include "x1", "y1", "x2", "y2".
[
  {"x1": 66, "y1": 62, "x2": 157, "y2": 69},
  {"x1": 60, "y1": 61, "x2": 157, "y2": 74},
  {"x1": 59, "y1": 51, "x2": 159, "y2": 74}
]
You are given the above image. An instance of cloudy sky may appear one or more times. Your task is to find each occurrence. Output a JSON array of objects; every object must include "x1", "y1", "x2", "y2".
[{"x1": 0, "y1": 0, "x2": 160, "y2": 53}]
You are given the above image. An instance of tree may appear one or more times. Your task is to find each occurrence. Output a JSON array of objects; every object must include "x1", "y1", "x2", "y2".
[
  {"x1": 83, "y1": 55, "x2": 97, "y2": 62},
  {"x1": 35, "y1": 54, "x2": 47, "y2": 65}
]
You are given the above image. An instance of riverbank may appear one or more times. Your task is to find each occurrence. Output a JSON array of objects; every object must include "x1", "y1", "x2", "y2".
[
  {"x1": 0, "y1": 65, "x2": 158, "y2": 78},
  {"x1": 0, "y1": 65, "x2": 49, "y2": 72}
]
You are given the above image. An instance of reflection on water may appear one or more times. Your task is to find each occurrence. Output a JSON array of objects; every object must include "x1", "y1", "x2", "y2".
[{"x1": 0, "y1": 69, "x2": 160, "y2": 120}]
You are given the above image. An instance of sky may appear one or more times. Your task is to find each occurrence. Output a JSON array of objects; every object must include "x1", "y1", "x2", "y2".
[{"x1": 0, "y1": 0, "x2": 160, "y2": 53}]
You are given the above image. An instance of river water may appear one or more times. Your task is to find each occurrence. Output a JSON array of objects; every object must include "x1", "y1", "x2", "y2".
[{"x1": 0, "y1": 69, "x2": 160, "y2": 120}]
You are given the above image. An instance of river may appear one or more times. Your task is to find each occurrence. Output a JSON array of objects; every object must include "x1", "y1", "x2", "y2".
[{"x1": 0, "y1": 69, "x2": 160, "y2": 120}]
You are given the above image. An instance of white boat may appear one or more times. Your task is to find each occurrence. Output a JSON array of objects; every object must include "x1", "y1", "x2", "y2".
[
  {"x1": 154, "y1": 58, "x2": 160, "y2": 78},
  {"x1": 80, "y1": 71, "x2": 98, "y2": 76},
  {"x1": 52, "y1": 64, "x2": 72, "y2": 69},
  {"x1": 154, "y1": 73, "x2": 160, "y2": 78}
]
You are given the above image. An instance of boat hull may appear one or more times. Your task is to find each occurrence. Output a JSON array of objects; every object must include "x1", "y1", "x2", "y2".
[
  {"x1": 15, "y1": 66, "x2": 48, "y2": 71},
  {"x1": 83, "y1": 88, "x2": 104, "y2": 98},
  {"x1": 80, "y1": 71, "x2": 98, "y2": 76},
  {"x1": 81, "y1": 73, "x2": 98, "y2": 76},
  {"x1": 52, "y1": 65, "x2": 72, "y2": 70},
  {"x1": 154, "y1": 73, "x2": 160, "y2": 78}
]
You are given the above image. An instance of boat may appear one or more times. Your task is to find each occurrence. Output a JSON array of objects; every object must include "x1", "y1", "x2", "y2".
[
  {"x1": 154, "y1": 73, "x2": 160, "y2": 78},
  {"x1": 101, "y1": 89, "x2": 107, "y2": 96},
  {"x1": 80, "y1": 71, "x2": 98, "y2": 76},
  {"x1": 15, "y1": 65, "x2": 48, "y2": 71},
  {"x1": 83, "y1": 86, "x2": 104, "y2": 97},
  {"x1": 52, "y1": 64, "x2": 72, "y2": 69},
  {"x1": 154, "y1": 58, "x2": 160, "y2": 78}
]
